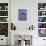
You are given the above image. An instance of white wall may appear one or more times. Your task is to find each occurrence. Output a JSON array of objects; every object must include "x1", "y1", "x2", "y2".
[
  {"x1": 11, "y1": 0, "x2": 46, "y2": 46},
  {"x1": 11, "y1": 0, "x2": 46, "y2": 30},
  {"x1": 11, "y1": 0, "x2": 38, "y2": 30}
]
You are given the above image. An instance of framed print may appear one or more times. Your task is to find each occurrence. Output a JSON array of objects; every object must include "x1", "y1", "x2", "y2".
[{"x1": 18, "y1": 9, "x2": 27, "y2": 21}]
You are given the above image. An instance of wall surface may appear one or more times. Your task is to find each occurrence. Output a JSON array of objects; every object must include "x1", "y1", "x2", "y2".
[
  {"x1": 11, "y1": 0, "x2": 46, "y2": 46},
  {"x1": 11, "y1": 0, "x2": 46, "y2": 30},
  {"x1": 11, "y1": 0, "x2": 38, "y2": 30}
]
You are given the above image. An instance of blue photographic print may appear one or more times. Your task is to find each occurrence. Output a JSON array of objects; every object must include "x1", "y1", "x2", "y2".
[{"x1": 18, "y1": 9, "x2": 27, "y2": 21}]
